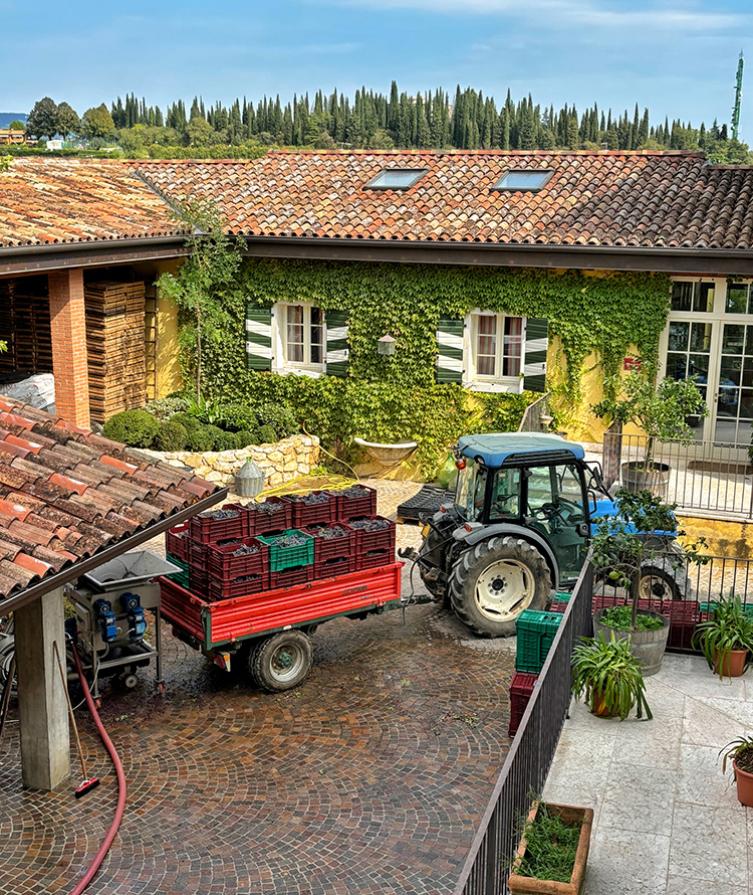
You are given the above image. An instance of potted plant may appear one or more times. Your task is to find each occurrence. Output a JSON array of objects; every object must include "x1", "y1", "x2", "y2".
[
  {"x1": 508, "y1": 800, "x2": 593, "y2": 895},
  {"x1": 720, "y1": 736, "x2": 753, "y2": 807},
  {"x1": 693, "y1": 595, "x2": 753, "y2": 679},
  {"x1": 571, "y1": 634, "x2": 652, "y2": 720},
  {"x1": 590, "y1": 489, "x2": 707, "y2": 675},
  {"x1": 593, "y1": 372, "x2": 707, "y2": 497}
]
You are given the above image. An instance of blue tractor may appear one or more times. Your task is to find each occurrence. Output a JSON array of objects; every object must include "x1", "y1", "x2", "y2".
[{"x1": 415, "y1": 433, "x2": 687, "y2": 637}]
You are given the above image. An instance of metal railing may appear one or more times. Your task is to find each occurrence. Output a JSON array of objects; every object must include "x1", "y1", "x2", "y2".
[
  {"x1": 452, "y1": 563, "x2": 594, "y2": 895},
  {"x1": 517, "y1": 393, "x2": 552, "y2": 434},
  {"x1": 601, "y1": 431, "x2": 753, "y2": 520}
]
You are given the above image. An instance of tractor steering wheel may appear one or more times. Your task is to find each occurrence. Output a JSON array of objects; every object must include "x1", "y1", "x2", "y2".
[{"x1": 532, "y1": 502, "x2": 561, "y2": 522}]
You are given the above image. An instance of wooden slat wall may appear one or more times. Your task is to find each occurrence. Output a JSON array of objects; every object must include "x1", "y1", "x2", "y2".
[
  {"x1": 0, "y1": 278, "x2": 53, "y2": 376},
  {"x1": 85, "y1": 280, "x2": 146, "y2": 423}
]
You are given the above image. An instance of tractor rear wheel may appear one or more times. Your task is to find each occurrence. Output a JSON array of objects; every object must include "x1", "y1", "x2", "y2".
[{"x1": 449, "y1": 536, "x2": 551, "y2": 637}]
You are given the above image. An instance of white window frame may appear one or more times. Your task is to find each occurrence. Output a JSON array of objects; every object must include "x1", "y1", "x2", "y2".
[
  {"x1": 272, "y1": 302, "x2": 326, "y2": 377},
  {"x1": 464, "y1": 310, "x2": 525, "y2": 393}
]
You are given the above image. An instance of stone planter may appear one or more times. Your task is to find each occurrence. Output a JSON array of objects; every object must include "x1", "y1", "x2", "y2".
[
  {"x1": 141, "y1": 433, "x2": 320, "y2": 491},
  {"x1": 508, "y1": 801, "x2": 593, "y2": 895},
  {"x1": 621, "y1": 460, "x2": 670, "y2": 499},
  {"x1": 593, "y1": 609, "x2": 669, "y2": 676}
]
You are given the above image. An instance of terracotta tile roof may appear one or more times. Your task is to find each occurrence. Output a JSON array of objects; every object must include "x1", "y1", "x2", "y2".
[
  {"x1": 0, "y1": 158, "x2": 185, "y2": 248},
  {"x1": 135, "y1": 150, "x2": 753, "y2": 251},
  {"x1": 0, "y1": 399, "x2": 221, "y2": 602}
]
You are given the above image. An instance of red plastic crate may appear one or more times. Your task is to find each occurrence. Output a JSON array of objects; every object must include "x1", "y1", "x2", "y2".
[
  {"x1": 334, "y1": 485, "x2": 377, "y2": 521},
  {"x1": 358, "y1": 546, "x2": 393, "y2": 570},
  {"x1": 347, "y1": 516, "x2": 396, "y2": 555},
  {"x1": 189, "y1": 504, "x2": 247, "y2": 544},
  {"x1": 269, "y1": 564, "x2": 315, "y2": 590},
  {"x1": 284, "y1": 491, "x2": 339, "y2": 528},
  {"x1": 247, "y1": 497, "x2": 292, "y2": 536},
  {"x1": 548, "y1": 601, "x2": 568, "y2": 614},
  {"x1": 305, "y1": 522, "x2": 356, "y2": 564},
  {"x1": 165, "y1": 522, "x2": 190, "y2": 562},
  {"x1": 314, "y1": 554, "x2": 357, "y2": 580},
  {"x1": 188, "y1": 566, "x2": 209, "y2": 598},
  {"x1": 208, "y1": 541, "x2": 269, "y2": 580},
  {"x1": 208, "y1": 572, "x2": 267, "y2": 600},
  {"x1": 508, "y1": 672, "x2": 538, "y2": 737}
]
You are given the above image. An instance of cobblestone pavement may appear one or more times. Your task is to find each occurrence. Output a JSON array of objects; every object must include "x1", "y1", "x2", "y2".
[{"x1": 0, "y1": 482, "x2": 517, "y2": 895}]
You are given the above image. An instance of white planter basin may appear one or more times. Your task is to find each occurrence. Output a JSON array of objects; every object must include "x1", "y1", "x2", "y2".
[{"x1": 353, "y1": 437, "x2": 418, "y2": 466}]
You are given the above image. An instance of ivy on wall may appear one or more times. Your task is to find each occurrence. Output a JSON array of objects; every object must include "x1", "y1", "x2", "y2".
[
  {"x1": 189, "y1": 258, "x2": 670, "y2": 473},
  {"x1": 203, "y1": 259, "x2": 669, "y2": 396}
]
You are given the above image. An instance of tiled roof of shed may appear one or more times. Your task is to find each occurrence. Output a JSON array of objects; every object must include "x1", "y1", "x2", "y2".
[
  {"x1": 0, "y1": 158, "x2": 184, "y2": 248},
  {"x1": 135, "y1": 150, "x2": 753, "y2": 250},
  {"x1": 0, "y1": 399, "x2": 220, "y2": 601}
]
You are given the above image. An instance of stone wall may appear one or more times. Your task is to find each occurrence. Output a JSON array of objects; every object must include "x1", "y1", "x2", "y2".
[{"x1": 143, "y1": 433, "x2": 320, "y2": 489}]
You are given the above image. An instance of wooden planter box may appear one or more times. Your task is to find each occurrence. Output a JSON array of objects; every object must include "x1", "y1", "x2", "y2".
[{"x1": 508, "y1": 802, "x2": 593, "y2": 895}]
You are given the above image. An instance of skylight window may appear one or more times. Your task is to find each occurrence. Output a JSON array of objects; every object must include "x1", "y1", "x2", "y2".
[
  {"x1": 493, "y1": 170, "x2": 553, "y2": 192},
  {"x1": 366, "y1": 168, "x2": 427, "y2": 190}
]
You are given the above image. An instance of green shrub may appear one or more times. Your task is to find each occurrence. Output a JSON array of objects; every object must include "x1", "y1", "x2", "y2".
[
  {"x1": 255, "y1": 402, "x2": 299, "y2": 438},
  {"x1": 103, "y1": 410, "x2": 160, "y2": 448},
  {"x1": 170, "y1": 412, "x2": 202, "y2": 432},
  {"x1": 184, "y1": 423, "x2": 224, "y2": 452},
  {"x1": 257, "y1": 423, "x2": 277, "y2": 444},
  {"x1": 234, "y1": 428, "x2": 258, "y2": 447},
  {"x1": 212, "y1": 402, "x2": 257, "y2": 432},
  {"x1": 144, "y1": 394, "x2": 190, "y2": 421},
  {"x1": 214, "y1": 430, "x2": 239, "y2": 452},
  {"x1": 153, "y1": 420, "x2": 188, "y2": 451}
]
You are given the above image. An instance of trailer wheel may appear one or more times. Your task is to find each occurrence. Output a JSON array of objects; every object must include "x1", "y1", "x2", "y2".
[
  {"x1": 449, "y1": 536, "x2": 551, "y2": 637},
  {"x1": 249, "y1": 631, "x2": 313, "y2": 692}
]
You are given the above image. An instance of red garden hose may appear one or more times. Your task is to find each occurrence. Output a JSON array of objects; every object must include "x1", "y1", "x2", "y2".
[{"x1": 69, "y1": 644, "x2": 127, "y2": 895}]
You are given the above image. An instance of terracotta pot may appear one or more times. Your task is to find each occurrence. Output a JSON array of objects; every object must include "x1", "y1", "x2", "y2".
[
  {"x1": 733, "y1": 760, "x2": 753, "y2": 807},
  {"x1": 713, "y1": 649, "x2": 748, "y2": 678},
  {"x1": 508, "y1": 801, "x2": 594, "y2": 895},
  {"x1": 592, "y1": 689, "x2": 614, "y2": 718}
]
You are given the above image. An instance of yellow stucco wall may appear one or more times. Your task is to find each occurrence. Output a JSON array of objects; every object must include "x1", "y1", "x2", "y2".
[
  {"x1": 155, "y1": 292, "x2": 181, "y2": 398},
  {"x1": 678, "y1": 516, "x2": 753, "y2": 559}
]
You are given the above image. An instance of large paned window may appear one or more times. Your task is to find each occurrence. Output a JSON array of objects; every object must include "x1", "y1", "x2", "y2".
[
  {"x1": 281, "y1": 303, "x2": 325, "y2": 372},
  {"x1": 470, "y1": 312, "x2": 523, "y2": 386}
]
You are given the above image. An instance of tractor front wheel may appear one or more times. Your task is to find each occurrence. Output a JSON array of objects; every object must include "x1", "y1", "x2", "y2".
[{"x1": 449, "y1": 536, "x2": 551, "y2": 637}]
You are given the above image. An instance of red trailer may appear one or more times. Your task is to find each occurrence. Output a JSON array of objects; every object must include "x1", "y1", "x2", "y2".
[{"x1": 160, "y1": 561, "x2": 403, "y2": 691}]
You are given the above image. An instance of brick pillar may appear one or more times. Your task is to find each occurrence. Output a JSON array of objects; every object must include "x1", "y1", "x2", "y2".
[{"x1": 48, "y1": 269, "x2": 90, "y2": 428}]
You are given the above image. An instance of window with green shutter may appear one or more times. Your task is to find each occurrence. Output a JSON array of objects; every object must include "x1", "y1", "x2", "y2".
[
  {"x1": 522, "y1": 318, "x2": 549, "y2": 392},
  {"x1": 436, "y1": 318, "x2": 465, "y2": 383},
  {"x1": 325, "y1": 310, "x2": 349, "y2": 377},
  {"x1": 246, "y1": 304, "x2": 273, "y2": 371}
]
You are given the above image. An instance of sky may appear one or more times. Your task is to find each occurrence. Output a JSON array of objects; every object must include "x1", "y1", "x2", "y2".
[{"x1": 2, "y1": 0, "x2": 753, "y2": 137}]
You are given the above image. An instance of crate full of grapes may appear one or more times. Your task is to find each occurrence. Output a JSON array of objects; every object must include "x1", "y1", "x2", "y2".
[
  {"x1": 284, "y1": 491, "x2": 338, "y2": 527},
  {"x1": 247, "y1": 496, "x2": 292, "y2": 535},
  {"x1": 256, "y1": 529, "x2": 315, "y2": 572},
  {"x1": 334, "y1": 485, "x2": 377, "y2": 520}
]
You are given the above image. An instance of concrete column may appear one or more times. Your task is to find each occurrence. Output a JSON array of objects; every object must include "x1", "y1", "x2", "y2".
[
  {"x1": 48, "y1": 268, "x2": 90, "y2": 429},
  {"x1": 15, "y1": 588, "x2": 70, "y2": 790}
]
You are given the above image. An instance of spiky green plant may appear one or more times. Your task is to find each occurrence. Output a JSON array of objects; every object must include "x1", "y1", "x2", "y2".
[
  {"x1": 571, "y1": 634, "x2": 652, "y2": 720},
  {"x1": 720, "y1": 735, "x2": 753, "y2": 776},
  {"x1": 693, "y1": 595, "x2": 753, "y2": 679}
]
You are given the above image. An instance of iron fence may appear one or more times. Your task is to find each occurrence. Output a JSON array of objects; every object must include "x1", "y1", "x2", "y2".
[
  {"x1": 601, "y1": 430, "x2": 753, "y2": 520},
  {"x1": 451, "y1": 563, "x2": 594, "y2": 895}
]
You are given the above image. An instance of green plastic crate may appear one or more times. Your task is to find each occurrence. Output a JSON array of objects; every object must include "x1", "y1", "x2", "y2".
[
  {"x1": 256, "y1": 529, "x2": 314, "y2": 572},
  {"x1": 166, "y1": 554, "x2": 190, "y2": 589},
  {"x1": 515, "y1": 609, "x2": 563, "y2": 673},
  {"x1": 551, "y1": 591, "x2": 571, "y2": 604},
  {"x1": 700, "y1": 601, "x2": 753, "y2": 618}
]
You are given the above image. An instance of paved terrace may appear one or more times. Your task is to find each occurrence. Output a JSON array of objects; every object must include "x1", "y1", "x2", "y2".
[
  {"x1": 0, "y1": 483, "x2": 519, "y2": 895},
  {"x1": 546, "y1": 653, "x2": 753, "y2": 895}
]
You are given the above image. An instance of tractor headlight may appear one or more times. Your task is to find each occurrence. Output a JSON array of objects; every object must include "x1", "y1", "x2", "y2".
[{"x1": 421, "y1": 522, "x2": 431, "y2": 539}]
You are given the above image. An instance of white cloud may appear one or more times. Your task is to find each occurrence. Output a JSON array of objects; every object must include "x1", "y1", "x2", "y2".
[{"x1": 337, "y1": 0, "x2": 747, "y2": 31}]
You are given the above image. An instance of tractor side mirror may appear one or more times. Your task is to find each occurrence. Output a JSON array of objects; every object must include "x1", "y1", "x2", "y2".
[
  {"x1": 576, "y1": 522, "x2": 590, "y2": 538},
  {"x1": 585, "y1": 461, "x2": 605, "y2": 492}
]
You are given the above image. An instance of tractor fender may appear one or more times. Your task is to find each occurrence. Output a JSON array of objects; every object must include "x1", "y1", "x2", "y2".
[{"x1": 455, "y1": 523, "x2": 560, "y2": 590}]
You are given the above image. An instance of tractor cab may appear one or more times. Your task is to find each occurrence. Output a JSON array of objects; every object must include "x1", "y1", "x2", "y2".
[
  {"x1": 453, "y1": 433, "x2": 605, "y2": 584},
  {"x1": 417, "y1": 433, "x2": 610, "y2": 637}
]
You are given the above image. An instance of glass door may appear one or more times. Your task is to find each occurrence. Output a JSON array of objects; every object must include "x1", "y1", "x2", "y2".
[{"x1": 717, "y1": 282, "x2": 753, "y2": 446}]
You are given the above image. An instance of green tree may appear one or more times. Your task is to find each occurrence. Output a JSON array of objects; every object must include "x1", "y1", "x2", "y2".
[
  {"x1": 55, "y1": 102, "x2": 80, "y2": 138},
  {"x1": 27, "y1": 97, "x2": 58, "y2": 138},
  {"x1": 8, "y1": 120, "x2": 25, "y2": 131},
  {"x1": 186, "y1": 114, "x2": 214, "y2": 146},
  {"x1": 81, "y1": 104, "x2": 116, "y2": 140}
]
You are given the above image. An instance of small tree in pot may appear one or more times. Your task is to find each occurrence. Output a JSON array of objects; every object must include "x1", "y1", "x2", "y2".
[
  {"x1": 593, "y1": 372, "x2": 707, "y2": 497},
  {"x1": 590, "y1": 490, "x2": 707, "y2": 675}
]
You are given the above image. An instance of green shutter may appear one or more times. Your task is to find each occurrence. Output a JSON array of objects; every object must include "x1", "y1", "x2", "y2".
[
  {"x1": 246, "y1": 304, "x2": 273, "y2": 371},
  {"x1": 325, "y1": 310, "x2": 349, "y2": 377},
  {"x1": 523, "y1": 317, "x2": 548, "y2": 392},
  {"x1": 436, "y1": 317, "x2": 464, "y2": 384}
]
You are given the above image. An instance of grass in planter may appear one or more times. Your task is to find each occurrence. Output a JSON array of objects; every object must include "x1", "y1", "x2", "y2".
[
  {"x1": 600, "y1": 605, "x2": 665, "y2": 632},
  {"x1": 517, "y1": 804, "x2": 580, "y2": 883}
]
